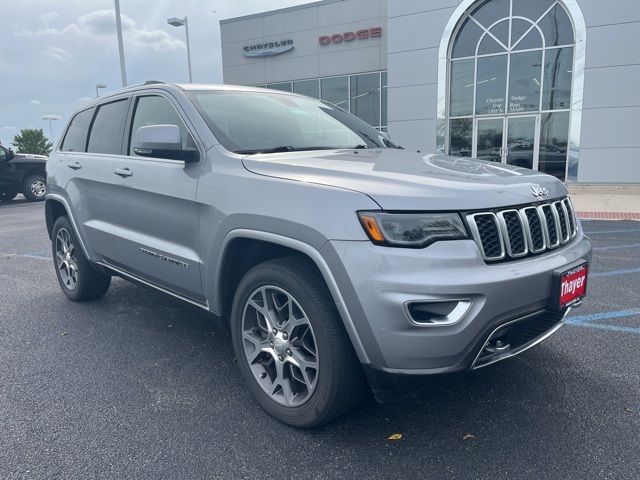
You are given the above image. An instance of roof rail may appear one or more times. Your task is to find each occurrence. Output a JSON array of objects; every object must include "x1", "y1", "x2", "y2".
[{"x1": 143, "y1": 80, "x2": 165, "y2": 85}]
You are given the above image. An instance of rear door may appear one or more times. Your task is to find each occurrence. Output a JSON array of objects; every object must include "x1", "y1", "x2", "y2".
[
  {"x1": 0, "y1": 146, "x2": 15, "y2": 191},
  {"x1": 109, "y1": 92, "x2": 204, "y2": 302},
  {"x1": 56, "y1": 99, "x2": 130, "y2": 260}
]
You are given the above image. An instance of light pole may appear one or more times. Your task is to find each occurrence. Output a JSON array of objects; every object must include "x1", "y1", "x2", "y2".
[
  {"x1": 167, "y1": 17, "x2": 193, "y2": 83},
  {"x1": 41, "y1": 115, "x2": 59, "y2": 142},
  {"x1": 114, "y1": 0, "x2": 127, "y2": 87},
  {"x1": 96, "y1": 83, "x2": 107, "y2": 97}
]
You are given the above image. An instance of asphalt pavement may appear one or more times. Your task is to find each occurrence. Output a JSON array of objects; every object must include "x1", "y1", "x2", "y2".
[{"x1": 1, "y1": 199, "x2": 639, "y2": 479}]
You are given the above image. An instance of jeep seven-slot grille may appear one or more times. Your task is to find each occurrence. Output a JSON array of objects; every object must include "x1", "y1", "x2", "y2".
[{"x1": 467, "y1": 197, "x2": 578, "y2": 262}]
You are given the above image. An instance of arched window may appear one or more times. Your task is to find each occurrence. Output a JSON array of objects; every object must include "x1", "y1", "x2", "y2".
[{"x1": 440, "y1": 0, "x2": 584, "y2": 181}]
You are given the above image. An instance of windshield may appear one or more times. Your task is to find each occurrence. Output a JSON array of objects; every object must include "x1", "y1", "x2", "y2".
[{"x1": 186, "y1": 90, "x2": 396, "y2": 154}]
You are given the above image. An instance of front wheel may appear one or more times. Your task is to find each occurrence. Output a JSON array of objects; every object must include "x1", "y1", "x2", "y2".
[
  {"x1": 52, "y1": 215, "x2": 111, "y2": 301},
  {"x1": 0, "y1": 192, "x2": 18, "y2": 203},
  {"x1": 230, "y1": 257, "x2": 366, "y2": 428},
  {"x1": 23, "y1": 174, "x2": 47, "y2": 201}
]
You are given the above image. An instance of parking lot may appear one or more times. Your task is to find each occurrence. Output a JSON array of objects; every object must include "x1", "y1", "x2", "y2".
[{"x1": 1, "y1": 199, "x2": 638, "y2": 480}]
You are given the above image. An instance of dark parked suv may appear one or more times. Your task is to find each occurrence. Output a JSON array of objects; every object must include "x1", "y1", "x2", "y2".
[{"x1": 0, "y1": 144, "x2": 47, "y2": 202}]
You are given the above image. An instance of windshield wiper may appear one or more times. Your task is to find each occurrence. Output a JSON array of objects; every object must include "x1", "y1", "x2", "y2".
[{"x1": 235, "y1": 146, "x2": 340, "y2": 155}]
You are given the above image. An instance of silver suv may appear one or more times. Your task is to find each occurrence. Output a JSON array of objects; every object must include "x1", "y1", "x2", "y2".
[{"x1": 46, "y1": 82, "x2": 592, "y2": 427}]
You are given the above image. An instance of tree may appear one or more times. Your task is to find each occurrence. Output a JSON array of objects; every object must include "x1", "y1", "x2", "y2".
[{"x1": 12, "y1": 128, "x2": 53, "y2": 156}]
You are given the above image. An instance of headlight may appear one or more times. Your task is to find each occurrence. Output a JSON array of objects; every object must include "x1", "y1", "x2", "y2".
[{"x1": 358, "y1": 211, "x2": 468, "y2": 248}]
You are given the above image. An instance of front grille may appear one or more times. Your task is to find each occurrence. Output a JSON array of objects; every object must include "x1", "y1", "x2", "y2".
[{"x1": 467, "y1": 197, "x2": 578, "y2": 262}]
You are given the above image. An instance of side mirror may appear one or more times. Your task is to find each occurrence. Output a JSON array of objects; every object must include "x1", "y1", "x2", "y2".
[{"x1": 133, "y1": 124, "x2": 198, "y2": 162}]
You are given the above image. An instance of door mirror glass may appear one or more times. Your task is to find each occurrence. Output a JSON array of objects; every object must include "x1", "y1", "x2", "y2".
[{"x1": 133, "y1": 124, "x2": 198, "y2": 162}]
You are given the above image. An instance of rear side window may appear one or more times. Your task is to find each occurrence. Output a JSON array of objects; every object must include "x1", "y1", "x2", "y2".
[
  {"x1": 128, "y1": 95, "x2": 196, "y2": 156},
  {"x1": 87, "y1": 99, "x2": 129, "y2": 154},
  {"x1": 61, "y1": 109, "x2": 94, "y2": 152}
]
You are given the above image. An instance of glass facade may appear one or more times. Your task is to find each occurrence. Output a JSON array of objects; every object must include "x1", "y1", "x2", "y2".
[
  {"x1": 260, "y1": 71, "x2": 387, "y2": 131},
  {"x1": 446, "y1": 0, "x2": 575, "y2": 180}
]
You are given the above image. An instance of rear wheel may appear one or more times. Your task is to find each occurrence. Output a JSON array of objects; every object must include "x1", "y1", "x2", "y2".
[
  {"x1": 0, "y1": 192, "x2": 18, "y2": 203},
  {"x1": 52, "y1": 215, "x2": 111, "y2": 301},
  {"x1": 23, "y1": 174, "x2": 47, "y2": 201},
  {"x1": 230, "y1": 257, "x2": 366, "y2": 428}
]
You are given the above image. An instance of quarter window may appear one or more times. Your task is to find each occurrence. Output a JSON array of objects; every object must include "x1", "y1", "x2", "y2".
[
  {"x1": 87, "y1": 99, "x2": 129, "y2": 155},
  {"x1": 61, "y1": 109, "x2": 94, "y2": 152},
  {"x1": 128, "y1": 96, "x2": 196, "y2": 157}
]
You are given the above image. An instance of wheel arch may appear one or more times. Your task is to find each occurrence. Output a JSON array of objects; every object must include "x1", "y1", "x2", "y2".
[
  {"x1": 45, "y1": 194, "x2": 92, "y2": 261},
  {"x1": 214, "y1": 229, "x2": 369, "y2": 364}
]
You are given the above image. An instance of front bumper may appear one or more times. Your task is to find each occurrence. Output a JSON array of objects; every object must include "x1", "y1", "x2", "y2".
[{"x1": 320, "y1": 232, "x2": 592, "y2": 395}]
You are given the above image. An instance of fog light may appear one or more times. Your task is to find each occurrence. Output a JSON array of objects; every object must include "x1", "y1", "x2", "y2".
[{"x1": 405, "y1": 299, "x2": 472, "y2": 326}]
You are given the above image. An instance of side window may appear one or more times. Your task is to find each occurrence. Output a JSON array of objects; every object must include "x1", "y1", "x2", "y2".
[
  {"x1": 87, "y1": 99, "x2": 129, "y2": 155},
  {"x1": 61, "y1": 109, "x2": 94, "y2": 152},
  {"x1": 128, "y1": 95, "x2": 196, "y2": 157},
  {"x1": 0, "y1": 146, "x2": 6, "y2": 160}
]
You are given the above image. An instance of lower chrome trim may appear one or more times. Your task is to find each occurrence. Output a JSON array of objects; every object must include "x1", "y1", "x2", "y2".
[
  {"x1": 97, "y1": 261, "x2": 210, "y2": 311},
  {"x1": 471, "y1": 307, "x2": 571, "y2": 370}
]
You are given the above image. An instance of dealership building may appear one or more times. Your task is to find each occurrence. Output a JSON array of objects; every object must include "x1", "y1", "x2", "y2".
[{"x1": 220, "y1": 0, "x2": 640, "y2": 184}]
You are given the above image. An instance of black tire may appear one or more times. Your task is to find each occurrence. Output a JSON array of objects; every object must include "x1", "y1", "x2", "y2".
[
  {"x1": 0, "y1": 192, "x2": 18, "y2": 203},
  {"x1": 230, "y1": 256, "x2": 366, "y2": 428},
  {"x1": 52, "y1": 215, "x2": 111, "y2": 301},
  {"x1": 23, "y1": 174, "x2": 47, "y2": 201}
]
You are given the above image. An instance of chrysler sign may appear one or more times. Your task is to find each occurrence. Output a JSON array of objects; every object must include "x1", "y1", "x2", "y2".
[
  {"x1": 243, "y1": 40, "x2": 294, "y2": 58},
  {"x1": 319, "y1": 27, "x2": 382, "y2": 45}
]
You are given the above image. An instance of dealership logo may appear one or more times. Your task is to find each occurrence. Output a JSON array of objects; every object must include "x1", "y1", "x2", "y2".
[
  {"x1": 243, "y1": 40, "x2": 294, "y2": 58},
  {"x1": 319, "y1": 27, "x2": 382, "y2": 45}
]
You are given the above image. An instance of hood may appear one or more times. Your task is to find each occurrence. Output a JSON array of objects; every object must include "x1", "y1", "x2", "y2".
[{"x1": 241, "y1": 149, "x2": 567, "y2": 210}]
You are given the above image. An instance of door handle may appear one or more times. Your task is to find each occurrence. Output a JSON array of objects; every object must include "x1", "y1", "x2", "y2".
[
  {"x1": 67, "y1": 162, "x2": 82, "y2": 170},
  {"x1": 114, "y1": 167, "x2": 133, "y2": 177}
]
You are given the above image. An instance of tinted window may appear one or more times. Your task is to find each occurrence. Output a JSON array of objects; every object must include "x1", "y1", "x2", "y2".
[
  {"x1": 449, "y1": 118, "x2": 473, "y2": 157},
  {"x1": 542, "y1": 47, "x2": 573, "y2": 110},
  {"x1": 87, "y1": 99, "x2": 129, "y2": 154},
  {"x1": 350, "y1": 73, "x2": 380, "y2": 127},
  {"x1": 475, "y1": 55, "x2": 507, "y2": 115},
  {"x1": 267, "y1": 82, "x2": 293, "y2": 92},
  {"x1": 293, "y1": 80, "x2": 319, "y2": 99},
  {"x1": 508, "y1": 50, "x2": 542, "y2": 113},
  {"x1": 129, "y1": 96, "x2": 195, "y2": 156},
  {"x1": 449, "y1": 59, "x2": 474, "y2": 116},
  {"x1": 61, "y1": 109, "x2": 94, "y2": 152},
  {"x1": 320, "y1": 77, "x2": 348, "y2": 109}
]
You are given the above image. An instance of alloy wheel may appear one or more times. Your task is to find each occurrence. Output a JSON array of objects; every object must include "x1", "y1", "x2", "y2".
[
  {"x1": 241, "y1": 285, "x2": 319, "y2": 407},
  {"x1": 31, "y1": 179, "x2": 46, "y2": 199},
  {"x1": 55, "y1": 228, "x2": 78, "y2": 290}
]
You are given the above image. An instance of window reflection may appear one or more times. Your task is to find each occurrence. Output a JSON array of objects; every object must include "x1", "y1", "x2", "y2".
[
  {"x1": 542, "y1": 47, "x2": 573, "y2": 110},
  {"x1": 350, "y1": 73, "x2": 381, "y2": 127},
  {"x1": 539, "y1": 112, "x2": 569, "y2": 180},
  {"x1": 266, "y1": 82, "x2": 293, "y2": 92},
  {"x1": 449, "y1": 118, "x2": 473, "y2": 157},
  {"x1": 320, "y1": 77, "x2": 349, "y2": 109},
  {"x1": 476, "y1": 55, "x2": 507, "y2": 115},
  {"x1": 293, "y1": 80, "x2": 319, "y2": 99},
  {"x1": 450, "y1": 59, "x2": 474, "y2": 116},
  {"x1": 508, "y1": 51, "x2": 542, "y2": 113}
]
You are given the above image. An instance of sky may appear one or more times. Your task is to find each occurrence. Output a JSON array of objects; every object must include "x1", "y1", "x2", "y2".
[{"x1": 0, "y1": 0, "x2": 314, "y2": 147}]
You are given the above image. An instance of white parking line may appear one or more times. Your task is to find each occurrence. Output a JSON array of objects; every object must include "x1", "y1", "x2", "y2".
[{"x1": 0, "y1": 225, "x2": 42, "y2": 234}]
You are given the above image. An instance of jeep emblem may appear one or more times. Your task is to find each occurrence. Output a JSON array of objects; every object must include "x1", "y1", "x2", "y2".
[{"x1": 531, "y1": 185, "x2": 550, "y2": 197}]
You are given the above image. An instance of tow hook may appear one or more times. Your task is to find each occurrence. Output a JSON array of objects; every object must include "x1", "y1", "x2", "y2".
[{"x1": 485, "y1": 338, "x2": 510, "y2": 354}]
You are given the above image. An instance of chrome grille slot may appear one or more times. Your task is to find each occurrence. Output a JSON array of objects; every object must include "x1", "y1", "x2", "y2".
[
  {"x1": 521, "y1": 207, "x2": 546, "y2": 253},
  {"x1": 467, "y1": 197, "x2": 578, "y2": 262},
  {"x1": 539, "y1": 204, "x2": 560, "y2": 248},
  {"x1": 467, "y1": 213, "x2": 505, "y2": 261},
  {"x1": 498, "y1": 210, "x2": 527, "y2": 257}
]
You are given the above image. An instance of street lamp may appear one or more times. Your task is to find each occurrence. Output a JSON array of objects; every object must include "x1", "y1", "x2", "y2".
[
  {"x1": 167, "y1": 16, "x2": 193, "y2": 83},
  {"x1": 96, "y1": 83, "x2": 107, "y2": 97},
  {"x1": 41, "y1": 115, "x2": 59, "y2": 142}
]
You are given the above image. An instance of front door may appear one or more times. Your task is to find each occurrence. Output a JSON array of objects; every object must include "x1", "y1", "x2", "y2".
[
  {"x1": 474, "y1": 115, "x2": 539, "y2": 167},
  {"x1": 110, "y1": 93, "x2": 205, "y2": 303}
]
